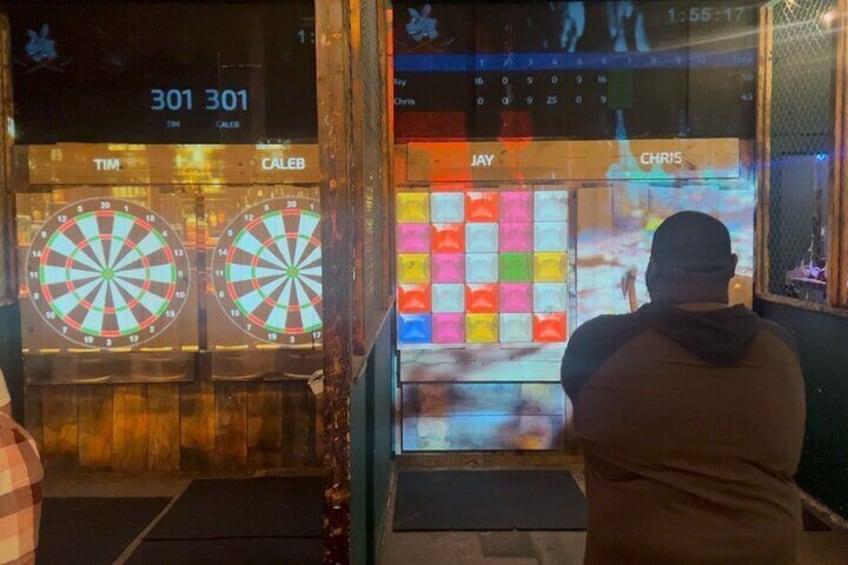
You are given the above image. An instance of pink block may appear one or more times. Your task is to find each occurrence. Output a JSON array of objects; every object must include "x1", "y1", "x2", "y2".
[
  {"x1": 500, "y1": 223, "x2": 533, "y2": 252},
  {"x1": 500, "y1": 283, "x2": 532, "y2": 313},
  {"x1": 432, "y1": 313, "x2": 465, "y2": 344},
  {"x1": 499, "y1": 192, "x2": 533, "y2": 222},
  {"x1": 397, "y1": 224, "x2": 431, "y2": 253},
  {"x1": 431, "y1": 253, "x2": 465, "y2": 283}
]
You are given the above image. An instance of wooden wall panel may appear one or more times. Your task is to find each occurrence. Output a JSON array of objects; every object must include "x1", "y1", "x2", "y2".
[
  {"x1": 77, "y1": 386, "x2": 113, "y2": 470},
  {"x1": 282, "y1": 381, "x2": 314, "y2": 467},
  {"x1": 180, "y1": 378, "x2": 216, "y2": 471},
  {"x1": 29, "y1": 379, "x2": 318, "y2": 472},
  {"x1": 23, "y1": 386, "x2": 44, "y2": 452},
  {"x1": 41, "y1": 386, "x2": 78, "y2": 469},
  {"x1": 214, "y1": 382, "x2": 248, "y2": 469},
  {"x1": 313, "y1": 392, "x2": 325, "y2": 463},
  {"x1": 248, "y1": 383, "x2": 284, "y2": 470},
  {"x1": 148, "y1": 384, "x2": 180, "y2": 471},
  {"x1": 112, "y1": 385, "x2": 148, "y2": 472}
]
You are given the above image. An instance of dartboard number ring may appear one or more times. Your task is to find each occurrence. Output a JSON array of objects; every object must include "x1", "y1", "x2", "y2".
[
  {"x1": 25, "y1": 198, "x2": 191, "y2": 349},
  {"x1": 212, "y1": 197, "x2": 322, "y2": 346}
]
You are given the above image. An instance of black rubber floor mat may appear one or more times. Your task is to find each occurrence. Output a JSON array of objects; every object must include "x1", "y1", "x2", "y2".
[
  {"x1": 128, "y1": 537, "x2": 323, "y2": 565},
  {"x1": 394, "y1": 471, "x2": 587, "y2": 531},
  {"x1": 39, "y1": 497, "x2": 170, "y2": 565},
  {"x1": 146, "y1": 477, "x2": 323, "y2": 540}
]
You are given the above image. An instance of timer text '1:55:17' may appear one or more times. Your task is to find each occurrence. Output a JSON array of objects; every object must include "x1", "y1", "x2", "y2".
[
  {"x1": 150, "y1": 89, "x2": 249, "y2": 112},
  {"x1": 667, "y1": 6, "x2": 747, "y2": 23}
]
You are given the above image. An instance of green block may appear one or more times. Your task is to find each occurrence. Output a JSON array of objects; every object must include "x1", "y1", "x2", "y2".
[
  {"x1": 608, "y1": 70, "x2": 633, "y2": 110},
  {"x1": 500, "y1": 253, "x2": 532, "y2": 282}
]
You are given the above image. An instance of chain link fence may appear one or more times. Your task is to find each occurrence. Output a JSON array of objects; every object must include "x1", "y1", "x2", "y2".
[
  {"x1": 358, "y1": 0, "x2": 392, "y2": 344},
  {"x1": 766, "y1": 0, "x2": 839, "y2": 302}
]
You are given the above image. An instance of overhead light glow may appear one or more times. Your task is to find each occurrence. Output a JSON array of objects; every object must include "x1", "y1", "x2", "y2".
[{"x1": 821, "y1": 9, "x2": 838, "y2": 27}]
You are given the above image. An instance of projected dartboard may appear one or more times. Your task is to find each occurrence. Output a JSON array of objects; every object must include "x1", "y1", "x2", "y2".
[
  {"x1": 25, "y1": 198, "x2": 191, "y2": 349},
  {"x1": 212, "y1": 198, "x2": 322, "y2": 346}
]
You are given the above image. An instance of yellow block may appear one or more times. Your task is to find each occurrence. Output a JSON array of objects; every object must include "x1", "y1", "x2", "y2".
[
  {"x1": 466, "y1": 314, "x2": 499, "y2": 343},
  {"x1": 534, "y1": 252, "x2": 568, "y2": 282},
  {"x1": 398, "y1": 254, "x2": 431, "y2": 284},
  {"x1": 396, "y1": 192, "x2": 430, "y2": 223}
]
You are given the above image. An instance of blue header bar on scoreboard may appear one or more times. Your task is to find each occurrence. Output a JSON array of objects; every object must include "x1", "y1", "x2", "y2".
[{"x1": 394, "y1": 49, "x2": 756, "y2": 72}]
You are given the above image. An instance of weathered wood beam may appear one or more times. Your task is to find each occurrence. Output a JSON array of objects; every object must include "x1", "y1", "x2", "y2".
[
  {"x1": 315, "y1": 0, "x2": 356, "y2": 562},
  {"x1": 755, "y1": 5, "x2": 774, "y2": 297},
  {"x1": 0, "y1": 14, "x2": 14, "y2": 307},
  {"x1": 831, "y1": 0, "x2": 847, "y2": 306}
]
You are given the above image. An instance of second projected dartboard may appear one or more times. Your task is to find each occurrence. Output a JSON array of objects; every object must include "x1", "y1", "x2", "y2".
[
  {"x1": 212, "y1": 197, "x2": 322, "y2": 346},
  {"x1": 25, "y1": 198, "x2": 191, "y2": 349}
]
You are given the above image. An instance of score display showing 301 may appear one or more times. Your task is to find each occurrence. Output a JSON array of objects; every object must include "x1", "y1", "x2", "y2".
[{"x1": 150, "y1": 88, "x2": 249, "y2": 112}]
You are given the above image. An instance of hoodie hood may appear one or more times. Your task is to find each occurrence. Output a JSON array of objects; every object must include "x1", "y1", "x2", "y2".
[{"x1": 638, "y1": 304, "x2": 759, "y2": 366}]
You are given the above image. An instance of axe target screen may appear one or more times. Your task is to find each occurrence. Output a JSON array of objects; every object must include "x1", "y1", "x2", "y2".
[
  {"x1": 5, "y1": 1, "x2": 317, "y2": 144},
  {"x1": 394, "y1": 1, "x2": 758, "y2": 140}
]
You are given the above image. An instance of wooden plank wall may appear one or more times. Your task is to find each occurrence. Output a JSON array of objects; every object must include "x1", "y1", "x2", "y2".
[{"x1": 25, "y1": 380, "x2": 319, "y2": 473}]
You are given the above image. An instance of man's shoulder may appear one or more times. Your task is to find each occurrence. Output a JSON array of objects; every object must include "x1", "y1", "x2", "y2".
[
  {"x1": 562, "y1": 312, "x2": 648, "y2": 402},
  {"x1": 570, "y1": 312, "x2": 646, "y2": 345},
  {"x1": 754, "y1": 316, "x2": 799, "y2": 355},
  {"x1": 565, "y1": 312, "x2": 649, "y2": 364}
]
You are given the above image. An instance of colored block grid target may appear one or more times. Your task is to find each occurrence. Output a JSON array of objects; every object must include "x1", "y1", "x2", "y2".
[
  {"x1": 25, "y1": 198, "x2": 191, "y2": 349},
  {"x1": 397, "y1": 190, "x2": 570, "y2": 347},
  {"x1": 212, "y1": 197, "x2": 322, "y2": 346}
]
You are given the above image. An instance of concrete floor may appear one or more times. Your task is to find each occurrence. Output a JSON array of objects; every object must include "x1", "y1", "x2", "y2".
[
  {"x1": 379, "y1": 471, "x2": 848, "y2": 565},
  {"x1": 42, "y1": 471, "x2": 848, "y2": 565},
  {"x1": 381, "y1": 529, "x2": 848, "y2": 565}
]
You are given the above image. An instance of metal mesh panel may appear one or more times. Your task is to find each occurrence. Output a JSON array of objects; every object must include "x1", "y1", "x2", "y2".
[
  {"x1": 767, "y1": 0, "x2": 838, "y2": 302},
  {"x1": 360, "y1": 0, "x2": 391, "y2": 342}
]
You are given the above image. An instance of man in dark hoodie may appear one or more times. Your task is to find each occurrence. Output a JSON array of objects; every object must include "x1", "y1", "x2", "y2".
[{"x1": 561, "y1": 211, "x2": 805, "y2": 565}]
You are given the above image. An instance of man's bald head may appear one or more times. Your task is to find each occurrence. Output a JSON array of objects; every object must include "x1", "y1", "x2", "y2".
[{"x1": 646, "y1": 211, "x2": 738, "y2": 305}]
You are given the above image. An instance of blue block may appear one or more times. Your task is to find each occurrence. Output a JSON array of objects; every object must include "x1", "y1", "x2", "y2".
[{"x1": 398, "y1": 314, "x2": 432, "y2": 344}]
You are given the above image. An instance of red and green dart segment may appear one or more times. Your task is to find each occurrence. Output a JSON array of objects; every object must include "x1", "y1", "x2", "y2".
[{"x1": 25, "y1": 198, "x2": 190, "y2": 349}]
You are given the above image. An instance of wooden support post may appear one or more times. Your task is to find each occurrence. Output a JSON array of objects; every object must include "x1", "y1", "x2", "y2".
[
  {"x1": 831, "y1": 0, "x2": 848, "y2": 306},
  {"x1": 0, "y1": 15, "x2": 24, "y2": 422},
  {"x1": 0, "y1": 14, "x2": 14, "y2": 306},
  {"x1": 381, "y1": 4, "x2": 395, "y2": 318},
  {"x1": 755, "y1": 5, "x2": 774, "y2": 297},
  {"x1": 315, "y1": 0, "x2": 355, "y2": 562}
]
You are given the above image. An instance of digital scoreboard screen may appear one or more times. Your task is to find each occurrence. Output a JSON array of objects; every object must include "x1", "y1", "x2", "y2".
[
  {"x1": 394, "y1": 1, "x2": 758, "y2": 140},
  {"x1": 6, "y1": 1, "x2": 317, "y2": 144}
]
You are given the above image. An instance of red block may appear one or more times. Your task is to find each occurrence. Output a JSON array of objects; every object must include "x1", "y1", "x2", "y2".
[
  {"x1": 431, "y1": 224, "x2": 465, "y2": 253},
  {"x1": 466, "y1": 192, "x2": 499, "y2": 222},
  {"x1": 398, "y1": 284, "x2": 431, "y2": 314},
  {"x1": 466, "y1": 284, "x2": 499, "y2": 313},
  {"x1": 533, "y1": 313, "x2": 568, "y2": 343}
]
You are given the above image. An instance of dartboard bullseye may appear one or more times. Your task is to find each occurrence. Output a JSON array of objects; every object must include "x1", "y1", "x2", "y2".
[
  {"x1": 212, "y1": 197, "x2": 322, "y2": 346},
  {"x1": 25, "y1": 198, "x2": 191, "y2": 349}
]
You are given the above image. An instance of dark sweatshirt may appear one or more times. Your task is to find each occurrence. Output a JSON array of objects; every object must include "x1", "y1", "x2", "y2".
[{"x1": 561, "y1": 304, "x2": 806, "y2": 565}]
